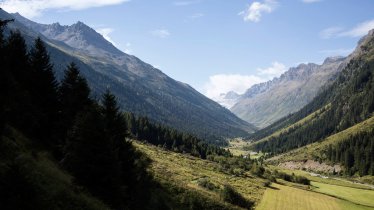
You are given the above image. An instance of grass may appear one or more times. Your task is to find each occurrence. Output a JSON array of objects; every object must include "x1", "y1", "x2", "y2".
[
  {"x1": 267, "y1": 115, "x2": 374, "y2": 164},
  {"x1": 312, "y1": 181, "x2": 374, "y2": 208},
  {"x1": 226, "y1": 138, "x2": 265, "y2": 159},
  {"x1": 269, "y1": 166, "x2": 374, "y2": 190},
  {"x1": 256, "y1": 183, "x2": 341, "y2": 210},
  {"x1": 133, "y1": 141, "x2": 267, "y2": 208},
  {"x1": 226, "y1": 138, "x2": 251, "y2": 156},
  {"x1": 251, "y1": 103, "x2": 331, "y2": 146},
  {"x1": 257, "y1": 182, "x2": 374, "y2": 210}
]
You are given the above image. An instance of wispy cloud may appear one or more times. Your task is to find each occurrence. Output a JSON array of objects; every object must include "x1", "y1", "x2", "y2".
[
  {"x1": 0, "y1": 0, "x2": 130, "y2": 18},
  {"x1": 96, "y1": 27, "x2": 116, "y2": 46},
  {"x1": 339, "y1": 19, "x2": 374, "y2": 37},
  {"x1": 124, "y1": 42, "x2": 132, "y2": 54},
  {"x1": 257, "y1": 62, "x2": 287, "y2": 79},
  {"x1": 173, "y1": 0, "x2": 200, "y2": 6},
  {"x1": 320, "y1": 19, "x2": 374, "y2": 39},
  {"x1": 188, "y1": 13, "x2": 204, "y2": 19},
  {"x1": 204, "y1": 74, "x2": 265, "y2": 99},
  {"x1": 302, "y1": 0, "x2": 322, "y2": 3},
  {"x1": 203, "y1": 62, "x2": 286, "y2": 99},
  {"x1": 151, "y1": 29, "x2": 170, "y2": 38},
  {"x1": 319, "y1": 27, "x2": 344, "y2": 39},
  {"x1": 239, "y1": 0, "x2": 278, "y2": 23}
]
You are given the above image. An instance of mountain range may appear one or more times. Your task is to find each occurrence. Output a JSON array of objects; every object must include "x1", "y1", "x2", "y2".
[
  {"x1": 230, "y1": 56, "x2": 347, "y2": 128},
  {"x1": 0, "y1": 10, "x2": 256, "y2": 141}
]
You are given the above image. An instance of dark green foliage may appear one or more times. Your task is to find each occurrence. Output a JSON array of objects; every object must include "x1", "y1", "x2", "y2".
[
  {"x1": 221, "y1": 184, "x2": 254, "y2": 209},
  {"x1": 57, "y1": 62, "x2": 92, "y2": 142},
  {"x1": 28, "y1": 37, "x2": 59, "y2": 144},
  {"x1": 326, "y1": 129, "x2": 374, "y2": 176},
  {"x1": 273, "y1": 171, "x2": 310, "y2": 185},
  {"x1": 207, "y1": 154, "x2": 256, "y2": 176},
  {"x1": 197, "y1": 177, "x2": 218, "y2": 191},
  {"x1": 126, "y1": 114, "x2": 231, "y2": 159}
]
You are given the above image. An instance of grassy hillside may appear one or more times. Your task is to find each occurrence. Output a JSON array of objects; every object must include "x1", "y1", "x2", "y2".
[
  {"x1": 134, "y1": 141, "x2": 267, "y2": 209},
  {"x1": 266, "y1": 115, "x2": 374, "y2": 164},
  {"x1": 0, "y1": 127, "x2": 110, "y2": 210}
]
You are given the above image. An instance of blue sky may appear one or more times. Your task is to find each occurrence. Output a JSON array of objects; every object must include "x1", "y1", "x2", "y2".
[{"x1": 2, "y1": 0, "x2": 374, "y2": 99}]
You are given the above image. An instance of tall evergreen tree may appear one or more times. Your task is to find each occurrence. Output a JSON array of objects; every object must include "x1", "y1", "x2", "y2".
[
  {"x1": 29, "y1": 37, "x2": 59, "y2": 143},
  {"x1": 62, "y1": 105, "x2": 119, "y2": 207},
  {"x1": 58, "y1": 62, "x2": 92, "y2": 142}
]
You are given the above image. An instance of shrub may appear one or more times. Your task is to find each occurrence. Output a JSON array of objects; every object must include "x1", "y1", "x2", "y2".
[
  {"x1": 221, "y1": 184, "x2": 254, "y2": 209},
  {"x1": 197, "y1": 178, "x2": 217, "y2": 191}
]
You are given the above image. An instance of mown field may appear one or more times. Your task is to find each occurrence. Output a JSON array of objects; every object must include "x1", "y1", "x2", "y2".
[
  {"x1": 257, "y1": 166, "x2": 374, "y2": 210},
  {"x1": 257, "y1": 182, "x2": 374, "y2": 210},
  {"x1": 312, "y1": 182, "x2": 374, "y2": 208}
]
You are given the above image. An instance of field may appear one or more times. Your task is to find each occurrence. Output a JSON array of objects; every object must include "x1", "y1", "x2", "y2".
[
  {"x1": 257, "y1": 182, "x2": 374, "y2": 210},
  {"x1": 226, "y1": 138, "x2": 264, "y2": 159},
  {"x1": 312, "y1": 182, "x2": 374, "y2": 208},
  {"x1": 257, "y1": 166, "x2": 374, "y2": 210}
]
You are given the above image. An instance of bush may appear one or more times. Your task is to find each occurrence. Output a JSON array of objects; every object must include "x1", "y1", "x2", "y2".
[
  {"x1": 221, "y1": 184, "x2": 254, "y2": 209},
  {"x1": 197, "y1": 178, "x2": 217, "y2": 191},
  {"x1": 263, "y1": 180, "x2": 271, "y2": 187}
]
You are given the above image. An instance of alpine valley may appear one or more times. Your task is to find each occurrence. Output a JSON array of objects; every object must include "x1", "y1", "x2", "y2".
[{"x1": 1, "y1": 3, "x2": 374, "y2": 210}]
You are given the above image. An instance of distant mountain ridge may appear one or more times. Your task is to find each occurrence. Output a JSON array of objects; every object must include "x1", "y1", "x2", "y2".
[
  {"x1": 1, "y1": 10, "x2": 256, "y2": 141},
  {"x1": 230, "y1": 56, "x2": 347, "y2": 128}
]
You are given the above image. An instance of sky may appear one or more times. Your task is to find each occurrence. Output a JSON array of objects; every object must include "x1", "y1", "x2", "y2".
[{"x1": 1, "y1": 0, "x2": 374, "y2": 99}]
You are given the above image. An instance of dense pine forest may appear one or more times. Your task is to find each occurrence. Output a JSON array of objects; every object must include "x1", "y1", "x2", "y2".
[{"x1": 326, "y1": 128, "x2": 374, "y2": 176}]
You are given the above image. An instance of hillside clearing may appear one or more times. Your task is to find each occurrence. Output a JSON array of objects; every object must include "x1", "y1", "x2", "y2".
[{"x1": 133, "y1": 141, "x2": 267, "y2": 208}]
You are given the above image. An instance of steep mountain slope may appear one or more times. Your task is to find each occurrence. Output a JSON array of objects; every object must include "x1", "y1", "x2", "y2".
[
  {"x1": 231, "y1": 56, "x2": 347, "y2": 128},
  {"x1": 1, "y1": 10, "x2": 255, "y2": 141},
  {"x1": 250, "y1": 29, "x2": 374, "y2": 175}
]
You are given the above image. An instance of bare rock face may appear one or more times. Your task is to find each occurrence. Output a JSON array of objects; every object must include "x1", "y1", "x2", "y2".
[{"x1": 231, "y1": 56, "x2": 347, "y2": 128}]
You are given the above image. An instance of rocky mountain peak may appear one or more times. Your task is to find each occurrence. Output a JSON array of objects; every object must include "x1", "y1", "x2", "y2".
[{"x1": 323, "y1": 56, "x2": 345, "y2": 65}]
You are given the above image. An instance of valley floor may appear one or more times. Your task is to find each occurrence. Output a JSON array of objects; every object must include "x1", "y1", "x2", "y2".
[{"x1": 134, "y1": 140, "x2": 374, "y2": 210}]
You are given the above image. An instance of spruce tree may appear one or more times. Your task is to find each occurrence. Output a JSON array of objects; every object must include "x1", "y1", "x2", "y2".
[
  {"x1": 58, "y1": 63, "x2": 92, "y2": 142},
  {"x1": 29, "y1": 37, "x2": 59, "y2": 143}
]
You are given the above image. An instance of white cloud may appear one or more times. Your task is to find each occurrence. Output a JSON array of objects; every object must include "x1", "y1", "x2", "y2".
[
  {"x1": 204, "y1": 74, "x2": 265, "y2": 99},
  {"x1": 0, "y1": 0, "x2": 130, "y2": 18},
  {"x1": 302, "y1": 0, "x2": 322, "y2": 3},
  {"x1": 319, "y1": 27, "x2": 343, "y2": 39},
  {"x1": 203, "y1": 62, "x2": 286, "y2": 99},
  {"x1": 257, "y1": 61, "x2": 287, "y2": 79},
  {"x1": 124, "y1": 42, "x2": 132, "y2": 54},
  {"x1": 151, "y1": 29, "x2": 170, "y2": 38},
  {"x1": 320, "y1": 19, "x2": 374, "y2": 39},
  {"x1": 173, "y1": 0, "x2": 200, "y2": 6},
  {"x1": 239, "y1": 0, "x2": 278, "y2": 23},
  {"x1": 96, "y1": 27, "x2": 116, "y2": 45},
  {"x1": 189, "y1": 13, "x2": 204, "y2": 19},
  {"x1": 339, "y1": 19, "x2": 374, "y2": 37}
]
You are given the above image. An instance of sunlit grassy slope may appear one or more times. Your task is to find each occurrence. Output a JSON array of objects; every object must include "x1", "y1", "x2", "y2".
[
  {"x1": 267, "y1": 115, "x2": 374, "y2": 164},
  {"x1": 251, "y1": 103, "x2": 331, "y2": 146},
  {"x1": 133, "y1": 141, "x2": 267, "y2": 209}
]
